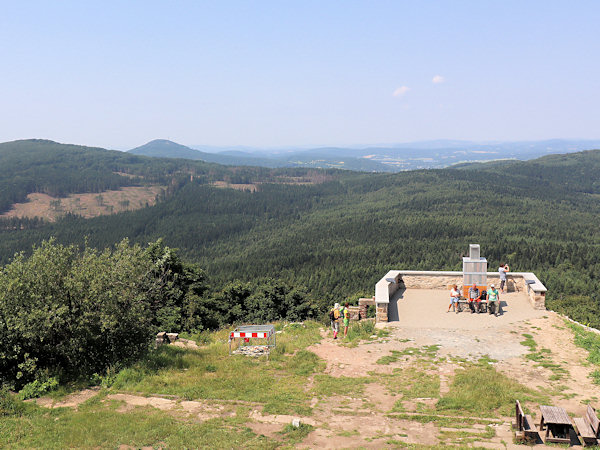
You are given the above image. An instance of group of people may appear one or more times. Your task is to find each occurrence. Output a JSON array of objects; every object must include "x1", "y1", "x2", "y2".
[
  {"x1": 329, "y1": 302, "x2": 350, "y2": 339},
  {"x1": 448, "y1": 263, "x2": 510, "y2": 317}
]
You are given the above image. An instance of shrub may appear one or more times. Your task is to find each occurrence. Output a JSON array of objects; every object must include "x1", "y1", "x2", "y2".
[
  {"x1": 0, "y1": 239, "x2": 156, "y2": 389},
  {"x1": 18, "y1": 377, "x2": 59, "y2": 400}
]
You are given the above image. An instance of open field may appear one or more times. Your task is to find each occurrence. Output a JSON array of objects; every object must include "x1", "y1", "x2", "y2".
[
  {"x1": 0, "y1": 186, "x2": 166, "y2": 222},
  {"x1": 3, "y1": 300, "x2": 600, "y2": 448}
]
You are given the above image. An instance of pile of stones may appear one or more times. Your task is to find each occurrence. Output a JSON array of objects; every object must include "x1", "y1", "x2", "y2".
[{"x1": 232, "y1": 345, "x2": 270, "y2": 357}]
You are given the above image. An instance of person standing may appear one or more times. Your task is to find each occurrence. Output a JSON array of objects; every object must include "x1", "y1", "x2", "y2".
[
  {"x1": 342, "y1": 302, "x2": 350, "y2": 338},
  {"x1": 448, "y1": 285, "x2": 460, "y2": 313},
  {"x1": 330, "y1": 303, "x2": 341, "y2": 339},
  {"x1": 487, "y1": 284, "x2": 500, "y2": 316},
  {"x1": 498, "y1": 263, "x2": 509, "y2": 294}
]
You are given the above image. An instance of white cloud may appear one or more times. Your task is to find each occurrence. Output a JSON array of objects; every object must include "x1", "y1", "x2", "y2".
[
  {"x1": 393, "y1": 86, "x2": 410, "y2": 97},
  {"x1": 432, "y1": 75, "x2": 445, "y2": 84}
]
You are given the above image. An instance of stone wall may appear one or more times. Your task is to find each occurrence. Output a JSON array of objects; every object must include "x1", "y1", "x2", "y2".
[
  {"x1": 347, "y1": 306, "x2": 360, "y2": 321},
  {"x1": 527, "y1": 286, "x2": 546, "y2": 310},
  {"x1": 399, "y1": 274, "x2": 462, "y2": 290},
  {"x1": 376, "y1": 303, "x2": 388, "y2": 323},
  {"x1": 358, "y1": 297, "x2": 375, "y2": 320}
]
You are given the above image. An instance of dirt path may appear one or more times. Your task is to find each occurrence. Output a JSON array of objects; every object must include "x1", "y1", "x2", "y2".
[{"x1": 34, "y1": 388, "x2": 100, "y2": 409}]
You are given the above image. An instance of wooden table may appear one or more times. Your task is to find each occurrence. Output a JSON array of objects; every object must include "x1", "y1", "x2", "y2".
[{"x1": 539, "y1": 405, "x2": 573, "y2": 444}]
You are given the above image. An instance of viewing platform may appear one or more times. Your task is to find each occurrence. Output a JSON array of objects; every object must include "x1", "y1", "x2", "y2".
[
  {"x1": 374, "y1": 270, "x2": 547, "y2": 323},
  {"x1": 373, "y1": 245, "x2": 547, "y2": 323}
]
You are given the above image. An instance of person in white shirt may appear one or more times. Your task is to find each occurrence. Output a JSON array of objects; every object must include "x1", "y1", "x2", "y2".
[
  {"x1": 448, "y1": 284, "x2": 460, "y2": 313},
  {"x1": 498, "y1": 263, "x2": 509, "y2": 293}
]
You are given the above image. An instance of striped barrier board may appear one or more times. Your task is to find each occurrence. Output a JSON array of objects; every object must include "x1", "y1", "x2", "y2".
[
  {"x1": 229, "y1": 324, "x2": 276, "y2": 355},
  {"x1": 230, "y1": 331, "x2": 270, "y2": 339}
]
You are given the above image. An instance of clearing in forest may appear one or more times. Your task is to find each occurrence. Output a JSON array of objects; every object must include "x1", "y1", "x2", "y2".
[{"x1": 0, "y1": 186, "x2": 166, "y2": 222}]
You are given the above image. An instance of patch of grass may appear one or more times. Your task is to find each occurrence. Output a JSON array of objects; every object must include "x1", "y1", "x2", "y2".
[
  {"x1": 181, "y1": 329, "x2": 214, "y2": 345},
  {"x1": 108, "y1": 320, "x2": 324, "y2": 416},
  {"x1": 286, "y1": 350, "x2": 325, "y2": 376},
  {"x1": 520, "y1": 334, "x2": 537, "y2": 351},
  {"x1": 520, "y1": 334, "x2": 569, "y2": 380},
  {"x1": 312, "y1": 374, "x2": 371, "y2": 398},
  {"x1": 439, "y1": 425, "x2": 495, "y2": 445},
  {"x1": 386, "y1": 412, "x2": 500, "y2": 427},
  {"x1": 0, "y1": 388, "x2": 29, "y2": 417},
  {"x1": 569, "y1": 323, "x2": 600, "y2": 369},
  {"x1": 0, "y1": 401, "x2": 277, "y2": 449},
  {"x1": 278, "y1": 423, "x2": 314, "y2": 445},
  {"x1": 337, "y1": 429, "x2": 359, "y2": 437},
  {"x1": 343, "y1": 320, "x2": 377, "y2": 345},
  {"x1": 436, "y1": 363, "x2": 547, "y2": 417},
  {"x1": 376, "y1": 350, "x2": 403, "y2": 365},
  {"x1": 385, "y1": 368, "x2": 440, "y2": 404}
]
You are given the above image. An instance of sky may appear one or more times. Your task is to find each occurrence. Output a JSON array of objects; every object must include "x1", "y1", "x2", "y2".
[{"x1": 1, "y1": 1, "x2": 599, "y2": 149}]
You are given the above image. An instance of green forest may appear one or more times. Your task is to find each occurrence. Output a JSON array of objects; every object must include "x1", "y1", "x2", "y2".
[{"x1": 0, "y1": 140, "x2": 599, "y2": 334}]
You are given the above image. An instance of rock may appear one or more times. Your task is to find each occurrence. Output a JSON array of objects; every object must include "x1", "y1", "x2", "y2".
[
  {"x1": 166, "y1": 333, "x2": 179, "y2": 343},
  {"x1": 232, "y1": 345, "x2": 270, "y2": 357},
  {"x1": 155, "y1": 332, "x2": 168, "y2": 346}
]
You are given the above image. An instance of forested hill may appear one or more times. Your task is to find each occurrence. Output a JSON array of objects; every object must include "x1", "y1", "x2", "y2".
[
  {"x1": 0, "y1": 139, "x2": 203, "y2": 213},
  {"x1": 452, "y1": 149, "x2": 600, "y2": 195},
  {"x1": 0, "y1": 139, "x2": 335, "y2": 215},
  {"x1": 0, "y1": 141, "x2": 599, "y2": 329},
  {"x1": 129, "y1": 139, "x2": 286, "y2": 168}
]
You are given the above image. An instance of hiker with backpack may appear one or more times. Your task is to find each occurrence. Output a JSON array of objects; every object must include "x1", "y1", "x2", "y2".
[{"x1": 329, "y1": 303, "x2": 341, "y2": 339}]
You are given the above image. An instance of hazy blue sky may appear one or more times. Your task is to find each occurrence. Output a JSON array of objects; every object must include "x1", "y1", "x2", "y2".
[{"x1": 1, "y1": 1, "x2": 599, "y2": 149}]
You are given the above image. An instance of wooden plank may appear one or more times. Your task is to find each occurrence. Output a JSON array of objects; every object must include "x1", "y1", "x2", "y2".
[
  {"x1": 524, "y1": 414, "x2": 538, "y2": 432},
  {"x1": 574, "y1": 417, "x2": 596, "y2": 439},
  {"x1": 587, "y1": 405, "x2": 599, "y2": 436},
  {"x1": 523, "y1": 415, "x2": 540, "y2": 442},
  {"x1": 515, "y1": 400, "x2": 525, "y2": 431}
]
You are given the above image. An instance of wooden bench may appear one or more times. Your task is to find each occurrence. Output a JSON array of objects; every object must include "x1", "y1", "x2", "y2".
[
  {"x1": 514, "y1": 400, "x2": 540, "y2": 443},
  {"x1": 574, "y1": 417, "x2": 597, "y2": 446},
  {"x1": 523, "y1": 414, "x2": 540, "y2": 442},
  {"x1": 461, "y1": 285, "x2": 487, "y2": 313},
  {"x1": 574, "y1": 404, "x2": 600, "y2": 446}
]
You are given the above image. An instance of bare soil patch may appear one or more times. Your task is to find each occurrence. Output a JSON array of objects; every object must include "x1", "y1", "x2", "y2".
[
  {"x1": 1, "y1": 186, "x2": 166, "y2": 221},
  {"x1": 105, "y1": 394, "x2": 231, "y2": 422},
  {"x1": 211, "y1": 173, "x2": 334, "y2": 193},
  {"x1": 212, "y1": 181, "x2": 259, "y2": 192},
  {"x1": 35, "y1": 387, "x2": 100, "y2": 409}
]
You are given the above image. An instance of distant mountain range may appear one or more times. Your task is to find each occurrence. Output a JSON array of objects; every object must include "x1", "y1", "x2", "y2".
[{"x1": 128, "y1": 139, "x2": 600, "y2": 172}]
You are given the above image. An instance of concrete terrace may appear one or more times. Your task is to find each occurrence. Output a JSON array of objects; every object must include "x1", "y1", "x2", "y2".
[{"x1": 387, "y1": 288, "x2": 547, "y2": 329}]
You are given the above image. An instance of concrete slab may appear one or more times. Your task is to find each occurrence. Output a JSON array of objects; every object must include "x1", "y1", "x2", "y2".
[{"x1": 388, "y1": 289, "x2": 546, "y2": 330}]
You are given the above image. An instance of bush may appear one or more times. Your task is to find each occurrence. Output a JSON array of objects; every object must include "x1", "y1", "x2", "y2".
[
  {"x1": 0, "y1": 239, "x2": 157, "y2": 389},
  {"x1": 18, "y1": 377, "x2": 59, "y2": 400}
]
